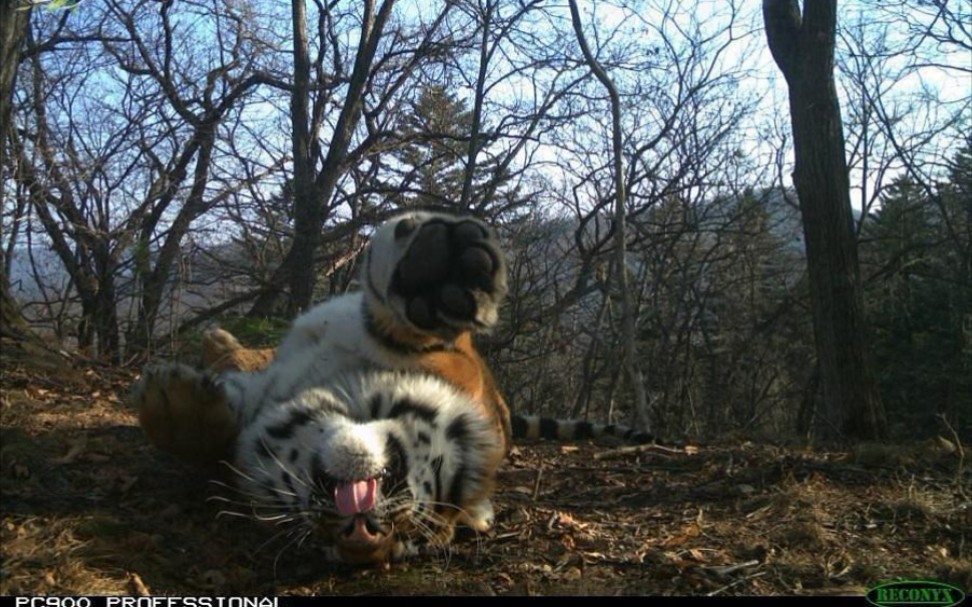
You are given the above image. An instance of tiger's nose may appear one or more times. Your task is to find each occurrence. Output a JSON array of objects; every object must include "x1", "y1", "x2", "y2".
[{"x1": 343, "y1": 514, "x2": 382, "y2": 546}]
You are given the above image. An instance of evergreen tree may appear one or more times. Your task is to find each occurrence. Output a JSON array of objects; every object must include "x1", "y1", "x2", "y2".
[
  {"x1": 384, "y1": 85, "x2": 518, "y2": 217},
  {"x1": 938, "y1": 144, "x2": 972, "y2": 433},
  {"x1": 862, "y1": 167, "x2": 971, "y2": 436},
  {"x1": 703, "y1": 191, "x2": 811, "y2": 434},
  {"x1": 390, "y1": 85, "x2": 473, "y2": 209}
]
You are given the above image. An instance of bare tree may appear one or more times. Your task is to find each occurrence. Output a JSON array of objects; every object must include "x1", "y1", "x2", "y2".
[
  {"x1": 566, "y1": 0, "x2": 650, "y2": 433},
  {"x1": 104, "y1": 0, "x2": 275, "y2": 353},
  {"x1": 478, "y1": 1, "x2": 768, "y2": 437},
  {"x1": 252, "y1": 0, "x2": 399, "y2": 316},
  {"x1": 763, "y1": 0, "x2": 886, "y2": 440},
  {"x1": 452, "y1": 0, "x2": 582, "y2": 219},
  {"x1": 9, "y1": 4, "x2": 129, "y2": 357},
  {"x1": 356, "y1": 0, "x2": 580, "y2": 222},
  {"x1": 4, "y1": 1, "x2": 277, "y2": 358},
  {"x1": 249, "y1": 0, "x2": 469, "y2": 316},
  {"x1": 877, "y1": 0, "x2": 971, "y2": 75}
]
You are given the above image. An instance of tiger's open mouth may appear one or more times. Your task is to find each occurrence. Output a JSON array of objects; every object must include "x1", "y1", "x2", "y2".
[
  {"x1": 329, "y1": 478, "x2": 396, "y2": 563},
  {"x1": 334, "y1": 478, "x2": 378, "y2": 515}
]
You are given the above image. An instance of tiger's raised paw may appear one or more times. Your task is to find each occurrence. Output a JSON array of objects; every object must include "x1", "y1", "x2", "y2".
[
  {"x1": 130, "y1": 362, "x2": 237, "y2": 463},
  {"x1": 368, "y1": 212, "x2": 508, "y2": 337}
]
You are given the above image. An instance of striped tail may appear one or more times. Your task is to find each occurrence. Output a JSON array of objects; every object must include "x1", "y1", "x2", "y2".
[{"x1": 511, "y1": 414, "x2": 654, "y2": 444}]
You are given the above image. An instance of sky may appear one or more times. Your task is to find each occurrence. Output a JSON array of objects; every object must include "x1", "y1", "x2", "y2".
[{"x1": 6, "y1": 0, "x2": 969, "y2": 242}]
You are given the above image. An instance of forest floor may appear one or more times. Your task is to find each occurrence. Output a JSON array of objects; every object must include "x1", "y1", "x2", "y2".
[{"x1": 1, "y1": 346, "x2": 970, "y2": 597}]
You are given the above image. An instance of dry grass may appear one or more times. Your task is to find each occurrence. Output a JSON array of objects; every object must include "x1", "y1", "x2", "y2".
[{"x1": 1, "y1": 351, "x2": 969, "y2": 596}]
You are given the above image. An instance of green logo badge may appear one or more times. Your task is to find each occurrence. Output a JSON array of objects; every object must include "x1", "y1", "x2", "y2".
[{"x1": 866, "y1": 580, "x2": 966, "y2": 607}]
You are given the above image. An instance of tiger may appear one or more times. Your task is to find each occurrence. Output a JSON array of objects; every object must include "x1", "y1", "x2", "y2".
[{"x1": 130, "y1": 210, "x2": 652, "y2": 566}]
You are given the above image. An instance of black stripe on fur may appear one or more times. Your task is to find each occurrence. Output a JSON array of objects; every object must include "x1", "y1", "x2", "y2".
[
  {"x1": 266, "y1": 409, "x2": 313, "y2": 440},
  {"x1": 387, "y1": 398, "x2": 438, "y2": 423}
]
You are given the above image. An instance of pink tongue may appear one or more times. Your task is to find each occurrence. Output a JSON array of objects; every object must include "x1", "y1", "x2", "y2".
[{"x1": 334, "y1": 478, "x2": 378, "y2": 516}]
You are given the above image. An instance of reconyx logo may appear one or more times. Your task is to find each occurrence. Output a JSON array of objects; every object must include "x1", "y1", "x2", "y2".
[{"x1": 866, "y1": 580, "x2": 966, "y2": 607}]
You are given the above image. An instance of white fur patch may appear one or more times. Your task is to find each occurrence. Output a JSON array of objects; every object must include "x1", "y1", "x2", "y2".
[{"x1": 319, "y1": 423, "x2": 387, "y2": 481}]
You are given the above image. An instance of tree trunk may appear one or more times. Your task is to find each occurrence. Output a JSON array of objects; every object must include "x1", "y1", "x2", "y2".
[
  {"x1": 763, "y1": 0, "x2": 887, "y2": 440},
  {"x1": 283, "y1": 0, "x2": 316, "y2": 316},
  {"x1": 459, "y1": 0, "x2": 493, "y2": 211},
  {"x1": 94, "y1": 249, "x2": 120, "y2": 362},
  {"x1": 567, "y1": 0, "x2": 652, "y2": 435},
  {"x1": 0, "y1": 0, "x2": 31, "y2": 338},
  {"x1": 127, "y1": 131, "x2": 216, "y2": 356},
  {"x1": 249, "y1": 0, "x2": 396, "y2": 317}
]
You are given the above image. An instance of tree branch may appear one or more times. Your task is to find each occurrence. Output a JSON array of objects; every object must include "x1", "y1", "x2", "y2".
[{"x1": 762, "y1": 0, "x2": 802, "y2": 81}]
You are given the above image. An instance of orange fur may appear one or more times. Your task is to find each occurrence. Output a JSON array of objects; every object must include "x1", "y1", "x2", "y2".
[
  {"x1": 201, "y1": 328, "x2": 275, "y2": 374},
  {"x1": 415, "y1": 332, "x2": 511, "y2": 453},
  {"x1": 134, "y1": 366, "x2": 237, "y2": 463}
]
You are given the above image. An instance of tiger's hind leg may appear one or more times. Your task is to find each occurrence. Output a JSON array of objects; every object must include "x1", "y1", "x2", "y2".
[
  {"x1": 130, "y1": 362, "x2": 237, "y2": 464},
  {"x1": 201, "y1": 327, "x2": 274, "y2": 374}
]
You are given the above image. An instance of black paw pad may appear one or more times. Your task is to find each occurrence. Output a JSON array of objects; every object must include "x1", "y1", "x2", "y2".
[
  {"x1": 396, "y1": 223, "x2": 450, "y2": 294},
  {"x1": 452, "y1": 220, "x2": 488, "y2": 245},
  {"x1": 437, "y1": 284, "x2": 475, "y2": 320},
  {"x1": 459, "y1": 246, "x2": 494, "y2": 291},
  {"x1": 406, "y1": 295, "x2": 437, "y2": 330},
  {"x1": 391, "y1": 216, "x2": 503, "y2": 332}
]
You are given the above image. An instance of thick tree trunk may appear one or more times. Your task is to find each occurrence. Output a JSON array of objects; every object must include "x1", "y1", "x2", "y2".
[
  {"x1": 282, "y1": 0, "x2": 317, "y2": 316},
  {"x1": 763, "y1": 0, "x2": 886, "y2": 440},
  {"x1": 0, "y1": 0, "x2": 30, "y2": 338},
  {"x1": 94, "y1": 253, "x2": 120, "y2": 361}
]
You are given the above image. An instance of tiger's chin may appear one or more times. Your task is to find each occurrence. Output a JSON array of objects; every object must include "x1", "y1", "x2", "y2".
[{"x1": 334, "y1": 534, "x2": 398, "y2": 566}]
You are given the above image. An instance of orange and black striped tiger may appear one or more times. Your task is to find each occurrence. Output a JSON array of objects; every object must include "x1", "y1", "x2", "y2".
[{"x1": 131, "y1": 211, "x2": 650, "y2": 566}]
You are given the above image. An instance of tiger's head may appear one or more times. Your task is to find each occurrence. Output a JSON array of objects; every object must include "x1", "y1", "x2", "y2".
[{"x1": 227, "y1": 371, "x2": 505, "y2": 565}]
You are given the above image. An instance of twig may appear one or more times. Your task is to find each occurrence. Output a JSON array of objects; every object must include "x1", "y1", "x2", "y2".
[
  {"x1": 593, "y1": 443, "x2": 695, "y2": 461},
  {"x1": 705, "y1": 570, "x2": 767, "y2": 597},
  {"x1": 937, "y1": 414, "x2": 967, "y2": 498},
  {"x1": 699, "y1": 559, "x2": 761, "y2": 578}
]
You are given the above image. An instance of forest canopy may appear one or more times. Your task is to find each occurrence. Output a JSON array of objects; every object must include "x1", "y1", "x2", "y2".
[{"x1": 2, "y1": 0, "x2": 969, "y2": 442}]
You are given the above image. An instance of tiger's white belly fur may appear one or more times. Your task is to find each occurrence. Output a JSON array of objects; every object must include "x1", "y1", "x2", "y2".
[{"x1": 220, "y1": 292, "x2": 418, "y2": 427}]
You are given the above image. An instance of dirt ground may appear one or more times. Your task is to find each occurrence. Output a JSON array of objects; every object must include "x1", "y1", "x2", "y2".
[{"x1": 1, "y1": 348, "x2": 969, "y2": 597}]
